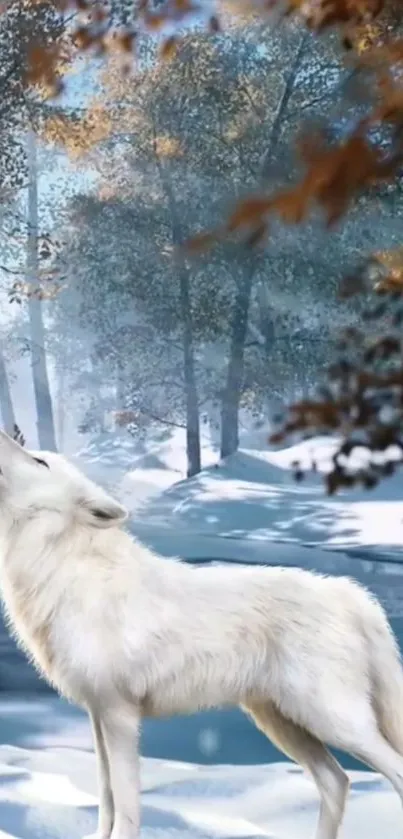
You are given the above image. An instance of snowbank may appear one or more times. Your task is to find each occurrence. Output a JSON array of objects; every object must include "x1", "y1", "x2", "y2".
[
  {"x1": 127, "y1": 438, "x2": 403, "y2": 563},
  {"x1": 0, "y1": 694, "x2": 398, "y2": 839},
  {"x1": 73, "y1": 431, "x2": 403, "y2": 565},
  {"x1": 76, "y1": 428, "x2": 218, "y2": 511}
]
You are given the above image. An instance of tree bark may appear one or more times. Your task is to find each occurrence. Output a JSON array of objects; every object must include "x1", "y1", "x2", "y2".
[
  {"x1": 116, "y1": 358, "x2": 126, "y2": 411},
  {"x1": 0, "y1": 348, "x2": 16, "y2": 435},
  {"x1": 26, "y1": 128, "x2": 57, "y2": 451},
  {"x1": 154, "y1": 141, "x2": 201, "y2": 477},
  {"x1": 56, "y1": 354, "x2": 66, "y2": 450},
  {"x1": 220, "y1": 266, "x2": 254, "y2": 458},
  {"x1": 220, "y1": 32, "x2": 308, "y2": 459},
  {"x1": 178, "y1": 262, "x2": 201, "y2": 477},
  {"x1": 260, "y1": 32, "x2": 309, "y2": 181}
]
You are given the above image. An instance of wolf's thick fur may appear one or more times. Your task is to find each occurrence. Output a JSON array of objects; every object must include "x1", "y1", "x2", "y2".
[{"x1": 0, "y1": 431, "x2": 402, "y2": 839}]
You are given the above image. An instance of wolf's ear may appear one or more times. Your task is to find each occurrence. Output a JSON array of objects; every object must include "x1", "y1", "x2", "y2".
[{"x1": 80, "y1": 496, "x2": 128, "y2": 529}]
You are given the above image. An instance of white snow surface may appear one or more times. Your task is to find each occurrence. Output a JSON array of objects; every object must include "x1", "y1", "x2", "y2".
[
  {"x1": 73, "y1": 429, "x2": 403, "y2": 563},
  {"x1": 0, "y1": 694, "x2": 399, "y2": 839},
  {"x1": 76, "y1": 428, "x2": 218, "y2": 512},
  {"x1": 110, "y1": 436, "x2": 403, "y2": 564}
]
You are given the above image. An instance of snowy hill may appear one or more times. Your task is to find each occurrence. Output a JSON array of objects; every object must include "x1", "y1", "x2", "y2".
[
  {"x1": 76, "y1": 428, "x2": 218, "y2": 511},
  {"x1": 128, "y1": 438, "x2": 403, "y2": 564}
]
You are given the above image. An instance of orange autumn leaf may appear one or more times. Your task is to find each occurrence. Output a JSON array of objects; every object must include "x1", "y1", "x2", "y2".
[
  {"x1": 26, "y1": 42, "x2": 66, "y2": 94},
  {"x1": 272, "y1": 188, "x2": 308, "y2": 224},
  {"x1": 215, "y1": 131, "x2": 395, "y2": 248},
  {"x1": 160, "y1": 36, "x2": 178, "y2": 60},
  {"x1": 185, "y1": 231, "x2": 219, "y2": 253},
  {"x1": 227, "y1": 196, "x2": 273, "y2": 231}
]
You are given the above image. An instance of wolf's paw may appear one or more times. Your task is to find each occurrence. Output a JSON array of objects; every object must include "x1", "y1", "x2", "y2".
[{"x1": 82, "y1": 832, "x2": 112, "y2": 839}]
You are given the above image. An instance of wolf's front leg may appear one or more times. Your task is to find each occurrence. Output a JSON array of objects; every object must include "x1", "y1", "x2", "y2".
[
  {"x1": 83, "y1": 709, "x2": 115, "y2": 839},
  {"x1": 100, "y1": 705, "x2": 141, "y2": 839}
]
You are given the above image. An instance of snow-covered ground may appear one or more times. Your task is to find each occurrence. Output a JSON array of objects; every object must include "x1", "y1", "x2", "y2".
[
  {"x1": 76, "y1": 427, "x2": 218, "y2": 512},
  {"x1": 113, "y1": 436, "x2": 403, "y2": 565},
  {"x1": 75, "y1": 430, "x2": 403, "y2": 564},
  {"x1": 74, "y1": 429, "x2": 403, "y2": 620},
  {"x1": 0, "y1": 695, "x2": 400, "y2": 839}
]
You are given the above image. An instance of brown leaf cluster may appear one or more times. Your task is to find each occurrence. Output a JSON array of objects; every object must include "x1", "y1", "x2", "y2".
[
  {"x1": 372, "y1": 247, "x2": 403, "y2": 293},
  {"x1": 113, "y1": 409, "x2": 141, "y2": 427},
  {"x1": 139, "y1": 0, "x2": 385, "y2": 46},
  {"x1": 41, "y1": 104, "x2": 112, "y2": 157},
  {"x1": 188, "y1": 125, "x2": 401, "y2": 251},
  {"x1": 270, "y1": 261, "x2": 403, "y2": 494},
  {"x1": 187, "y1": 28, "x2": 403, "y2": 252},
  {"x1": 15, "y1": 0, "x2": 396, "y2": 99},
  {"x1": 284, "y1": 0, "x2": 383, "y2": 38},
  {"x1": 8, "y1": 279, "x2": 61, "y2": 303},
  {"x1": 26, "y1": 34, "x2": 71, "y2": 96}
]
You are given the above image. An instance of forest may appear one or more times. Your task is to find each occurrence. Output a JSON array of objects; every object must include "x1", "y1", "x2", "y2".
[{"x1": 0, "y1": 0, "x2": 401, "y2": 486}]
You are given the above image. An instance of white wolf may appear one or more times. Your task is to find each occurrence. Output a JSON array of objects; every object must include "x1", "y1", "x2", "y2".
[{"x1": 0, "y1": 430, "x2": 402, "y2": 839}]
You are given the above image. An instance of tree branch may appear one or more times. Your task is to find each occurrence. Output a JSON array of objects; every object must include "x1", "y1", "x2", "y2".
[
  {"x1": 261, "y1": 30, "x2": 310, "y2": 179},
  {"x1": 286, "y1": 69, "x2": 357, "y2": 120},
  {"x1": 137, "y1": 406, "x2": 186, "y2": 428}
]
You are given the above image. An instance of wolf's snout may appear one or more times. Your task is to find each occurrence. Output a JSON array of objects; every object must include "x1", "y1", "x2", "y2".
[{"x1": 0, "y1": 430, "x2": 20, "y2": 450}]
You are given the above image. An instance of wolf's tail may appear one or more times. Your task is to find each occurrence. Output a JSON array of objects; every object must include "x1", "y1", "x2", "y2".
[{"x1": 363, "y1": 591, "x2": 403, "y2": 755}]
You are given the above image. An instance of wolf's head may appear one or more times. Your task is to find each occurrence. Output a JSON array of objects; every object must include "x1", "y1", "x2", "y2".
[{"x1": 0, "y1": 430, "x2": 128, "y2": 529}]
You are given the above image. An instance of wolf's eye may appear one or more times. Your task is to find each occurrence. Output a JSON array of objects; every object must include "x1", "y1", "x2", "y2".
[
  {"x1": 34, "y1": 457, "x2": 49, "y2": 469},
  {"x1": 91, "y1": 508, "x2": 111, "y2": 519}
]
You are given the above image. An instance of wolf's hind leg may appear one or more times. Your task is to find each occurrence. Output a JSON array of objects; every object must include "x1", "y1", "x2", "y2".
[
  {"x1": 244, "y1": 701, "x2": 349, "y2": 839},
  {"x1": 332, "y1": 721, "x2": 403, "y2": 804},
  {"x1": 303, "y1": 690, "x2": 403, "y2": 805}
]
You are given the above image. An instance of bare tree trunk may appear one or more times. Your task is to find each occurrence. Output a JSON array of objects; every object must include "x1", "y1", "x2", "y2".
[
  {"x1": 0, "y1": 348, "x2": 16, "y2": 435},
  {"x1": 260, "y1": 32, "x2": 309, "y2": 181},
  {"x1": 178, "y1": 262, "x2": 201, "y2": 477},
  {"x1": 56, "y1": 357, "x2": 66, "y2": 450},
  {"x1": 26, "y1": 129, "x2": 57, "y2": 451},
  {"x1": 220, "y1": 267, "x2": 254, "y2": 458},
  {"x1": 154, "y1": 141, "x2": 201, "y2": 477},
  {"x1": 116, "y1": 358, "x2": 125, "y2": 411},
  {"x1": 220, "y1": 32, "x2": 308, "y2": 459}
]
